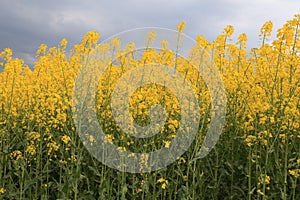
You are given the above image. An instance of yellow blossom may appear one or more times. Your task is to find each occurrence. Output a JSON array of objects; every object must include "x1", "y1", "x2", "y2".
[
  {"x1": 61, "y1": 135, "x2": 71, "y2": 144},
  {"x1": 177, "y1": 21, "x2": 186, "y2": 32},
  {"x1": 0, "y1": 188, "x2": 5, "y2": 194}
]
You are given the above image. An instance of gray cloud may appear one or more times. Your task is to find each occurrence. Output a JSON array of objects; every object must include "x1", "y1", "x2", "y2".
[{"x1": 0, "y1": 0, "x2": 299, "y2": 66}]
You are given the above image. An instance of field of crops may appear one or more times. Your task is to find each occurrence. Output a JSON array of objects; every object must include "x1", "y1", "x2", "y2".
[{"x1": 0, "y1": 15, "x2": 299, "y2": 199}]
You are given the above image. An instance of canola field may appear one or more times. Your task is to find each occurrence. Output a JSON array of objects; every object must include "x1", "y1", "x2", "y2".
[{"x1": 0, "y1": 15, "x2": 299, "y2": 199}]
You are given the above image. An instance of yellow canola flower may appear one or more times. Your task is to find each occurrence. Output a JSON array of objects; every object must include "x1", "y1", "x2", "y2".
[
  {"x1": 25, "y1": 145, "x2": 36, "y2": 156},
  {"x1": 177, "y1": 21, "x2": 186, "y2": 32},
  {"x1": 161, "y1": 182, "x2": 168, "y2": 189},
  {"x1": 289, "y1": 169, "x2": 300, "y2": 179},
  {"x1": 10, "y1": 150, "x2": 23, "y2": 160},
  {"x1": 157, "y1": 178, "x2": 169, "y2": 189},
  {"x1": 224, "y1": 25, "x2": 234, "y2": 37},
  {"x1": 163, "y1": 140, "x2": 171, "y2": 148},
  {"x1": 0, "y1": 188, "x2": 5, "y2": 194},
  {"x1": 61, "y1": 135, "x2": 71, "y2": 144},
  {"x1": 0, "y1": 48, "x2": 13, "y2": 60},
  {"x1": 157, "y1": 178, "x2": 165, "y2": 183},
  {"x1": 60, "y1": 38, "x2": 68, "y2": 47},
  {"x1": 260, "y1": 20, "x2": 273, "y2": 37}
]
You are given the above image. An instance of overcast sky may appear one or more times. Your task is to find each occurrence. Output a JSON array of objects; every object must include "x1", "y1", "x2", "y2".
[{"x1": 0, "y1": 0, "x2": 299, "y2": 66}]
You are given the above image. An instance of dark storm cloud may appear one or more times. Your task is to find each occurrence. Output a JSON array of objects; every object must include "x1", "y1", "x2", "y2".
[
  {"x1": 0, "y1": 0, "x2": 94, "y2": 64},
  {"x1": 0, "y1": 0, "x2": 299, "y2": 66}
]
